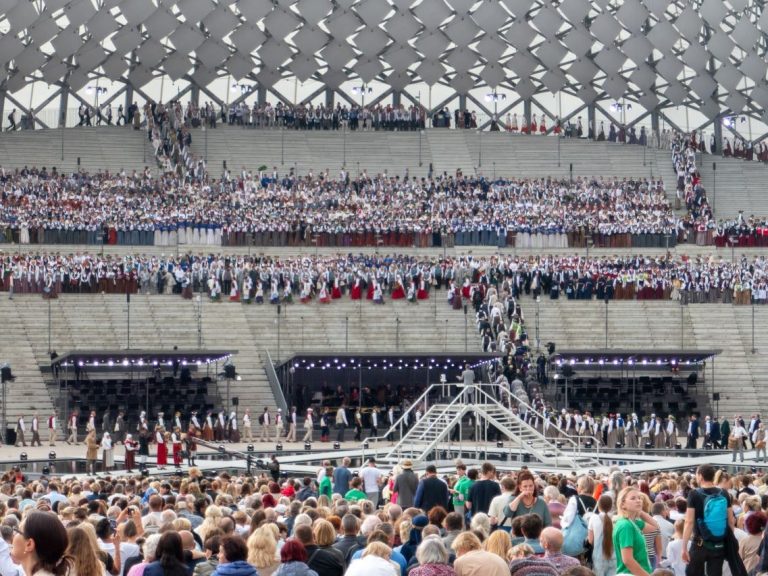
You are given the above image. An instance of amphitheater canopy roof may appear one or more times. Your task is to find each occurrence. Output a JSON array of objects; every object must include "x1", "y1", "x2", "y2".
[
  {"x1": 4, "y1": 0, "x2": 768, "y2": 130},
  {"x1": 280, "y1": 352, "x2": 500, "y2": 370},
  {"x1": 51, "y1": 349, "x2": 235, "y2": 368},
  {"x1": 551, "y1": 349, "x2": 721, "y2": 367}
]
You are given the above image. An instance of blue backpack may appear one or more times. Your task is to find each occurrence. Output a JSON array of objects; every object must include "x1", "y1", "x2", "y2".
[{"x1": 696, "y1": 488, "x2": 728, "y2": 542}]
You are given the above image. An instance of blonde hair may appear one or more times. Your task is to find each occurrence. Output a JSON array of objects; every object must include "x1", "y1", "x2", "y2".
[
  {"x1": 312, "y1": 519, "x2": 336, "y2": 547},
  {"x1": 509, "y1": 543, "x2": 535, "y2": 560},
  {"x1": 451, "y1": 531, "x2": 482, "y2": 554},
  {"x1": 198, "y1": 505, "x2": 223, "y2": 541},
  {"x1": 247, "y1": 526, "x2": 278, "y2": 568},
  {"x1": 484, "y1": 530, "x2": 511, "y2": 561},
  {"x1": 362, "y1": 541, "x2": 392, "y2": 560},
  {"x1": 67, "y1": 525, "x2": 103, "y2": 576},
  {"x1": 616, "y1": 487, "x2": 641, "y2": 519}
]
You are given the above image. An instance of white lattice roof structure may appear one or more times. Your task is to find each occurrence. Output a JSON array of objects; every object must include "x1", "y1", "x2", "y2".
[{"x1": 2, "y1": 0, "x2": 768, "y2": 136}]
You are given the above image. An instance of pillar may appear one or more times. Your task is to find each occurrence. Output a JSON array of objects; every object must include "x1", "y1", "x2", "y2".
[
  {"x1": 0, "y1": 90, "x2": 6, "y2": 130},
  {"x1": 524, "y1": 99, "x2": 532, "y2": 129},
  {"x1": 257, "y1": 86, "x2": 267, "y2": 107},
  {"x1": 125, "y1": 52, "x2": 137, "y2": 111},
  {"x1": 392, "y1": 91, "x2": 401, "y2": 107},
  {"x1": 713, "y1": 117, "x2": 723, "y2": 156},
  {"x1": 324, "y1": 88, "x2": 334, "y2": 107},
  {"x1": 651, "y1": 111, "x2": 660, "y2": 148},
  {"x1": 58, "y1": 89, "x2": 69, "y2": 128},
  {"x1": 190, "y1": 84, "x2": 200, "y2": 107},
  {"x1": 459, "y1": 94, "x2": 467, "y2": 112},
  {"x1": 587, "y1": 104, "x2": 596, "y2": 140}
]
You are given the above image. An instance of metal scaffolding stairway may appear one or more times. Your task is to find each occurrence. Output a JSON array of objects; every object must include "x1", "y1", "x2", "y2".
[{"x1": 366, "y1": 383, "x2": 601, "y2": 470}]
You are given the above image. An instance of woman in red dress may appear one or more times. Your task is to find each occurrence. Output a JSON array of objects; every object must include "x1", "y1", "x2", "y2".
[
  {"x1": 331, "y1": 278, "x2": 342, "y2": 299},
  {"x1": 155, "y1": 426, "x2": 168, "y2": 469},
  {"x1": 171, "y1": 427, "x2": 183, "y2": 467},
  {"x1": 391, "y1": 276, "x2": 406, "y2": 300},
  {"x1": 350, "y1": 278, "x2": 362, "y2": 300},
  {"x1": 416, "y1": 278, "x2": 429, "y2": 300}
]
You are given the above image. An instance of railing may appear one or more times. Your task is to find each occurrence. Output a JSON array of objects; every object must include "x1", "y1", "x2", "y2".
[
  {"x1": 264, "y1": 349, "x2": 289, "y2": 415},
  {"x1": 360, "y1": 381, "x2": 445, "y2": 453},
  {"x1": 499, "y1": 384, "x2": 603, "y2": 459}
]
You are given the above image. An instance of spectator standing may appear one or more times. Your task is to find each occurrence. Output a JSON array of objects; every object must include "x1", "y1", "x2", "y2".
[
  {"x1": 681, "y1": 464, "x2": 734, "y2": 576},
  {"x1": 450, "y1": 463, "x2": 473, "y2": 520},
  {"x1": 332, "y1": 457, "x2": 352, "y2": 495},
  {"x1": 467, "y1": 463, "x2": 500, "y2": 518},
  {"x1": 360, "y1": 458, "x2": 384, "y2": 507},
  {"x1": 414, "y1": 465, "x2": 449, "y2": 513},
  {"x1": 11, "y1": 512, "x2": 73, "y2": 576},
  {"x1": 612, "y1": 487, "x2": 659, "y2": 576},
  {"x1": 588, "y1": 495, "x2": 616, "y2": 576},
  {"x1": 392, "y1": 460, "x2": 419, "y2": 509},
  {"x1": 502, "y1": 470, "x2": 552, "y2": 526}
]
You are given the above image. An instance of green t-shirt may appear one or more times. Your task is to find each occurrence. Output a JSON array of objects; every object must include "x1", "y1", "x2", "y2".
[
  {"x1": 613, "y1": 517, "x2": 651, "y2": 575},
  {"x1": 345, "y1": 488, "x2": 367, "y2": 502},
  {"x1": 319, "y1": 476, "x2": 332, "y2": 499},
  {"x1": 453, "y1": 476, "x2": 474, "y2": 506}
]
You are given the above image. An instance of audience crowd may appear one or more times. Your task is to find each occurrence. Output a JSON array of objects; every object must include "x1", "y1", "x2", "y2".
[{"x1": 0, "y1": 460, "x2": 762, "y2": 576}]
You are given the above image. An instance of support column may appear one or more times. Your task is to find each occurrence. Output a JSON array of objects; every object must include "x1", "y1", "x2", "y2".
[
  {"x1": 587, "y1": 104, "x2": 596, "y2": 140},
  {"x1": 324, "y1": 88, "x2": 334, "y2": 107},
  {"x1": 58, "y1": 89, "x2": 69, "y2": 128},
  {"x1": 392, "y1": 91, "x2": 401, "y2": 107},
  {"x1": 459, "y1": 95, "x2": 467, "y2": 113},
  {"x1": 125, "y1": 52, "x2": 137, "y2": 112},
  {"x1": 0, "y1": 90, "x2": 5, "y2": 130},
  {"x1": 651, "y1": 111, "x2": 660, "y2": 141},
  {"x1": 190, "y1": 84, "x2": 200, "y2": 107},
  {"x1": 524, "y1": 99, "x2": 532, "y2": 130},
  {"x1": 257, "y1": 86, "x2": 267, "y2": 107},
  {"x1": 713, "y1": 118, "x2": 723, "y2": 156}
]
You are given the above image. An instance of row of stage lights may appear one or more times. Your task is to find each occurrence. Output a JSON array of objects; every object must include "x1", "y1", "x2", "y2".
[
  {"x1": 291, "y1": 358, "x2": 497, "y2": 370},
  {"x1": 555, "y1": 358, "x2": 699, "y2": 367},
  {"x1": 59, "y1": 356, "x2": 232, "y2": 368}
]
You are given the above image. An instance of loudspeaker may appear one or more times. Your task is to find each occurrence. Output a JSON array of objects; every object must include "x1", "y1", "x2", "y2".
[
  {"x1": 562, "y1": 365, "x2": 575, "y2": 378},
  {"x1": 180, "y1": 367, "x2": 191, "y2": 384},
  {"x1": 232, "y1": 397, "x2": 239, "y2": 406},
  {"x1": 687, "y1": 373, "x2": 698, "y2": 386},
  {"x1": 713, "y1": 392, "x2": 720, "y2": 401},
  {"x1": 1, "y1": 367, "x2": 13, "y2": 383},
  {"x1": 224, "y1": 365, "x2": 236, "y2": 379}
]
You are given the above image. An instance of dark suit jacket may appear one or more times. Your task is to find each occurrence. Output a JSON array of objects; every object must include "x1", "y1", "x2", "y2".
[{"x1": 689, "y1": 420, "x2": 699, "y2": 438}]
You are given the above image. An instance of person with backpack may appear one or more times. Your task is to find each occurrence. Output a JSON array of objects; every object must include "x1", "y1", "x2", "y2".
[{"x1": 681, "y1": 464, "x2": 735, "y2": 576}]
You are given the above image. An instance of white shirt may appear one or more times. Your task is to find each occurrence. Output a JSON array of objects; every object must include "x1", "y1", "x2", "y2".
[
  {"x1": 488, "y1": 492, "x2": 513, "y2": 525},
  {"x1": 654, "y1": 514, "x2": 675, "y2": 552},
  {"x1": 588, "y1": 512, "x2": 614, "y2": 564},
  {"x1": 0, "y1": 538, "x2": 20, "y2": 576},
  {"x1": 360, "y1": 465, "x2": 383, "y2": 493},
  {"x1": 99, "y1": 540, "x2": 141, "y2": 576},
  {"x1": 662, "y1": 539, "x2": 688, "y2": 576}
]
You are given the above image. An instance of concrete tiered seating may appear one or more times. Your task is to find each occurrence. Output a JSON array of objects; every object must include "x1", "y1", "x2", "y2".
[
  {"x1": 0, "y1": 127, "x2": 151, "y2": 173},
  {"x1": 0, "y1": 299, "x2": 57, "y2": 434},
  {"x1": 0, "y1": 127, "x2": 675, "y2": 187},
  {"x1": 4, "y1": 293, "x2": 474, "y2": 432},
  {"x1": 530, "y1": 299, "x2": 757, "y2": 417},
  {"x1": 697, "y1": 158, "x2": 768, "y2": 219}
]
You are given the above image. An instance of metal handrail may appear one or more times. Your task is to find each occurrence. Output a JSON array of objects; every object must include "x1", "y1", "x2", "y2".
[
  {"x1": 360, "y1": 381, "x2": 444, "y2": 447},
  {"x1": 495, "y1": 383, "x2": 603, "y2": 458},
  {"x1": 264, "y1": 349, "x2": 289, "y2": 414},
  {"x1": 470, "y1": 384, "x2": 598, "y2": 467}
]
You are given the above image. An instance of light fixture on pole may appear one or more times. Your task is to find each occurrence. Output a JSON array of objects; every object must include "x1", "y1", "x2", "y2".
[
  {"x1": 484, "y1": 91, "x2": 507, "y2": 130},
  {"x1": 352, "y1": 85, "x2": 373, "y2": 108}
]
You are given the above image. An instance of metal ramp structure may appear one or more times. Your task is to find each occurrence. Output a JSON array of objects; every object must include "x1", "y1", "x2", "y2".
[{"x1": 365, "y1": 383, "x2": 601, "y2": 470}]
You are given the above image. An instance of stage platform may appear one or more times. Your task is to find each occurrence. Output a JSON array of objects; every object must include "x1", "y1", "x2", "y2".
[{"x1": 2, "y1": 438, "x2": 764, "y2": 479}]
